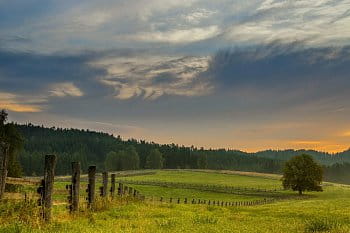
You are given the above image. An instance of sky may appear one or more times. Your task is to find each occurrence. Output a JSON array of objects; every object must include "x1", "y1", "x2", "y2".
[{"x1": 1, "y1": 0, "x2": 350, "y2": 153}]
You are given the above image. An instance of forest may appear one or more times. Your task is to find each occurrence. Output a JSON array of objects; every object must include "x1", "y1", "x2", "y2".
[{"x1": 10, "y1": 123, "x2": 350, "y2": 184}]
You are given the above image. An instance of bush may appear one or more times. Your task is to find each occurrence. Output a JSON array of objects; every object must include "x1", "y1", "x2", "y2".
[{"x1": 305, "y1": 217, "x2": 341, "y2": 232}]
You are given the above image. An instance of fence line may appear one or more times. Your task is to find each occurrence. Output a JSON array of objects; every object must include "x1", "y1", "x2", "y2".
[
  {"x1": 116, "y1": 179, "x2": 282, "y2": 195},
  {"x1": 147, "y1": 196, "x2": 276, "y2": 207},
  {"x1": 1, "y1": 155, "x2": 287, "y2": 222}
]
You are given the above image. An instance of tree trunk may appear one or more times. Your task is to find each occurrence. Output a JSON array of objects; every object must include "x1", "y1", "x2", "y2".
[
  {"x1": 0, "y1": 143, "x2": 9, "y2": 200},
  {"x1": 298, "y1": 189, "x2": 303, "y2": 195}
]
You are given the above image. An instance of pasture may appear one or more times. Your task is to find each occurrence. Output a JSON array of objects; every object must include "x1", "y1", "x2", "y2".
[{"x1": 1, "y1": 170, "x2": 350, "y2": 233}]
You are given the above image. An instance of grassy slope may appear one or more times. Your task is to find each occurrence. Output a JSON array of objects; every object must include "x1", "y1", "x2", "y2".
[
  {"x1": 119, "y1": 170, "x2": 281, "y2": 189},
  {"x1": 1, "y1": 170, "x2": 350, "y2": 233}
]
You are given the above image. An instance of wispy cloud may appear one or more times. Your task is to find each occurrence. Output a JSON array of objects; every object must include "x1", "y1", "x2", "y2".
[
  {"x1": 125, "y1": 26, "x2": 220, "y2": 44},
  {"x1": 95, "y1": 55, "x2": 213, "y2": 100},
  {"x1": 49, "y1": 82, "x2": 84, "y2": 97},
  {"x1": 224, "y1": 0, "x2": 350, "y2": 46}
]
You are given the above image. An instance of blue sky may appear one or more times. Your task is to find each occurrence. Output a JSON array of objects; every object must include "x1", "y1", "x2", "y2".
[{"x1": 1, "y1": 0, "x2": 350, "y2": 152}]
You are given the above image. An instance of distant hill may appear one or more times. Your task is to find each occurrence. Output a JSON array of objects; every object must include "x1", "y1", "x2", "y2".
[
  {"x1": 12, "y1": 123, "x2": 350, "y2": 184},
  {"x1": 253, "y1": 149, "x2": 350, "y2": 165}
]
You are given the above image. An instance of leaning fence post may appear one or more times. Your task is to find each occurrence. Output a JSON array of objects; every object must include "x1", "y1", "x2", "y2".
[
  {"x1": 87, "y1": 166, "x2": 96, "y2": 209},
  {"x1": 0, "y1": 143, "x2": 9, "y2": 200},
  {"x1": 43, "y1": 155, "x2": 57, "y2": 222},
  {"x1": 110, "y1": 174, "x2": 116, "y2": 199},
  {"x1": 71, "y1": 162, "x2": 80, "y2": 212}
]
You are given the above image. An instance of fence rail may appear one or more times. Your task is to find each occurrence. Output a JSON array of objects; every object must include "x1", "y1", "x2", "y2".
[{"x1": 5, "y1": 177, "x2": 41, "y2": 186}]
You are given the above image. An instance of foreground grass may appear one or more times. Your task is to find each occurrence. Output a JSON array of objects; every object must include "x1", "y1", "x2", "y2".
[{"x1": 1, "y1": 170, "x2": 350, "y2": 232}]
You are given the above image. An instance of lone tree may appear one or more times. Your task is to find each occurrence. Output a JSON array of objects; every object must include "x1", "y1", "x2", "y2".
[{"x1": 282, "y1": 154, "x2": 323, "y2": 195}]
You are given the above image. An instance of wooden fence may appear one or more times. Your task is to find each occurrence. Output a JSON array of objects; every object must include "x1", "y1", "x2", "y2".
[
  {"x1": 150, "y1": 196, "x2": 276, "y2": 206},
  {"x1": 0, "y1": 155, "x2": 144, "y2": 222},
  {"x1": 0, "y1": 154, "x2": 283, "y2": 223}
]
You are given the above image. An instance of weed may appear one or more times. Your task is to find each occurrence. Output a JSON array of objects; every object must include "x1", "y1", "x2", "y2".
[
  {"x1": 304, "y1": 217, "x2": 341, "y2": 232},
  {"x1": 193, "y1": 214, "x2": 219, "y2": 224}
]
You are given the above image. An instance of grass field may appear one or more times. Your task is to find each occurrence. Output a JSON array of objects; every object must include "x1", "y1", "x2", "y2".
[{"x1": 1, "y1": 170, "x2": 350, "y2": 233}]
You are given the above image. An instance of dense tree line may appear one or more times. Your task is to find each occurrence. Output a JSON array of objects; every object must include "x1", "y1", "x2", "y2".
[
  {"x1": 323, "y1": 163, "x2": 350, "y2": 184},
  {"x1": 8, "y1": 123, "x2": 350, "y2": 184},
  {"x1": 253, "y1": 149, "x2": 350, "y2": 165},
  {"x1": 15, "y1": 123, "x2": 284, "y2": 176}
]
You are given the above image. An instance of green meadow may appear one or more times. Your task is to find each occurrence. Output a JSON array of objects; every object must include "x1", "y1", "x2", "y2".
[{"x1": 1, "y1": 170, "x2": 350, "y2": 233}]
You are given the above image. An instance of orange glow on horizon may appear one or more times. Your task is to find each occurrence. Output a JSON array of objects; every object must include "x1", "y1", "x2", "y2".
[{"x1": 0, "y1": 103, "x2": 42, "y2": 113}]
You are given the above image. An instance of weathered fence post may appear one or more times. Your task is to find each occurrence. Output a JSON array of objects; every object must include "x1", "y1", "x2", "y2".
[
  {"x1": 110, "y1": 174, "x2": 116, "y2": 199},
  {"x1": 119, "y1": 183, "x2": 123, "y2": 196},
  {"x1": 87, "y1": 166, "x2": 96, "y2": 209},
  {"x1": 129, "y1": 187, "x2": 133, "y2": 196},
  {"x1": 0, "y1": 143, "x2": 9, "y2": 200},
  {"x1": 101, "y1": 172, "x2": 108, "y2": 198},
  {"x1": 43, "y1": 155, "x2": 57, "y2": 222},
  {"x1": 71, "y1": 162, "x2": 80, "y2": 212}
]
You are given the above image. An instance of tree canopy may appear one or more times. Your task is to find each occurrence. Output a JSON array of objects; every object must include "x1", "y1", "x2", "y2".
[
  {"x1": 0, "y1": 110, "x2": 23, "y2": 177},
  {"x1": 145, "y1": 149, "x2": 163, "y2": 169},
  {"x1": 282, "y1": 154, "x2": 323, "y2": 195},
  {"x1": 1, "y1": 121, "x2": 348, "y2": 184}
]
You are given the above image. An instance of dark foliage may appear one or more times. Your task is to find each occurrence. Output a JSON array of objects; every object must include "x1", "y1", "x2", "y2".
[
  {"x1": 282, "y1": 154, "x2": 323, "y2": 195},
  {"x1": 8, "y1": 123, "x2": 350, "y2": 185}
]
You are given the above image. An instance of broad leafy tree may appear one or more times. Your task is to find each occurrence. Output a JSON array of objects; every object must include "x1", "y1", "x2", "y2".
[
  {"x1": 145, "y1": 149, "x2": 163, "y2": 169},
  {"x1": 104, "y1": 151, "x2": 120, "y2": 171},
  {"x1": 282, "y1": 154, "x2": 323, "y2": 195},
  {"x1": 124, "y1": 146, "x2": 140, "y2": 170}
]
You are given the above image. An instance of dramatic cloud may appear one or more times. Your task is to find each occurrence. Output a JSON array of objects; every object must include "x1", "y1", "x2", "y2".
[
  {"x1": 1, "y1": 0, "x2": 350, "y2": 152},
  {"x1": 126, "y1": 26, "x2": 220, "y2": 44},
  {"x1": 207, "y1": 43, "x2": 350, "y2": 107},
  {"x1": 224, "y1": 0, "x2": 350, "y2": 46},
  {"x1": 2, "y1": 0, "x2": 349, "y2": 52},
  {"x1": 94, "y1": 55, "x2": 212, "y2": 99}
]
